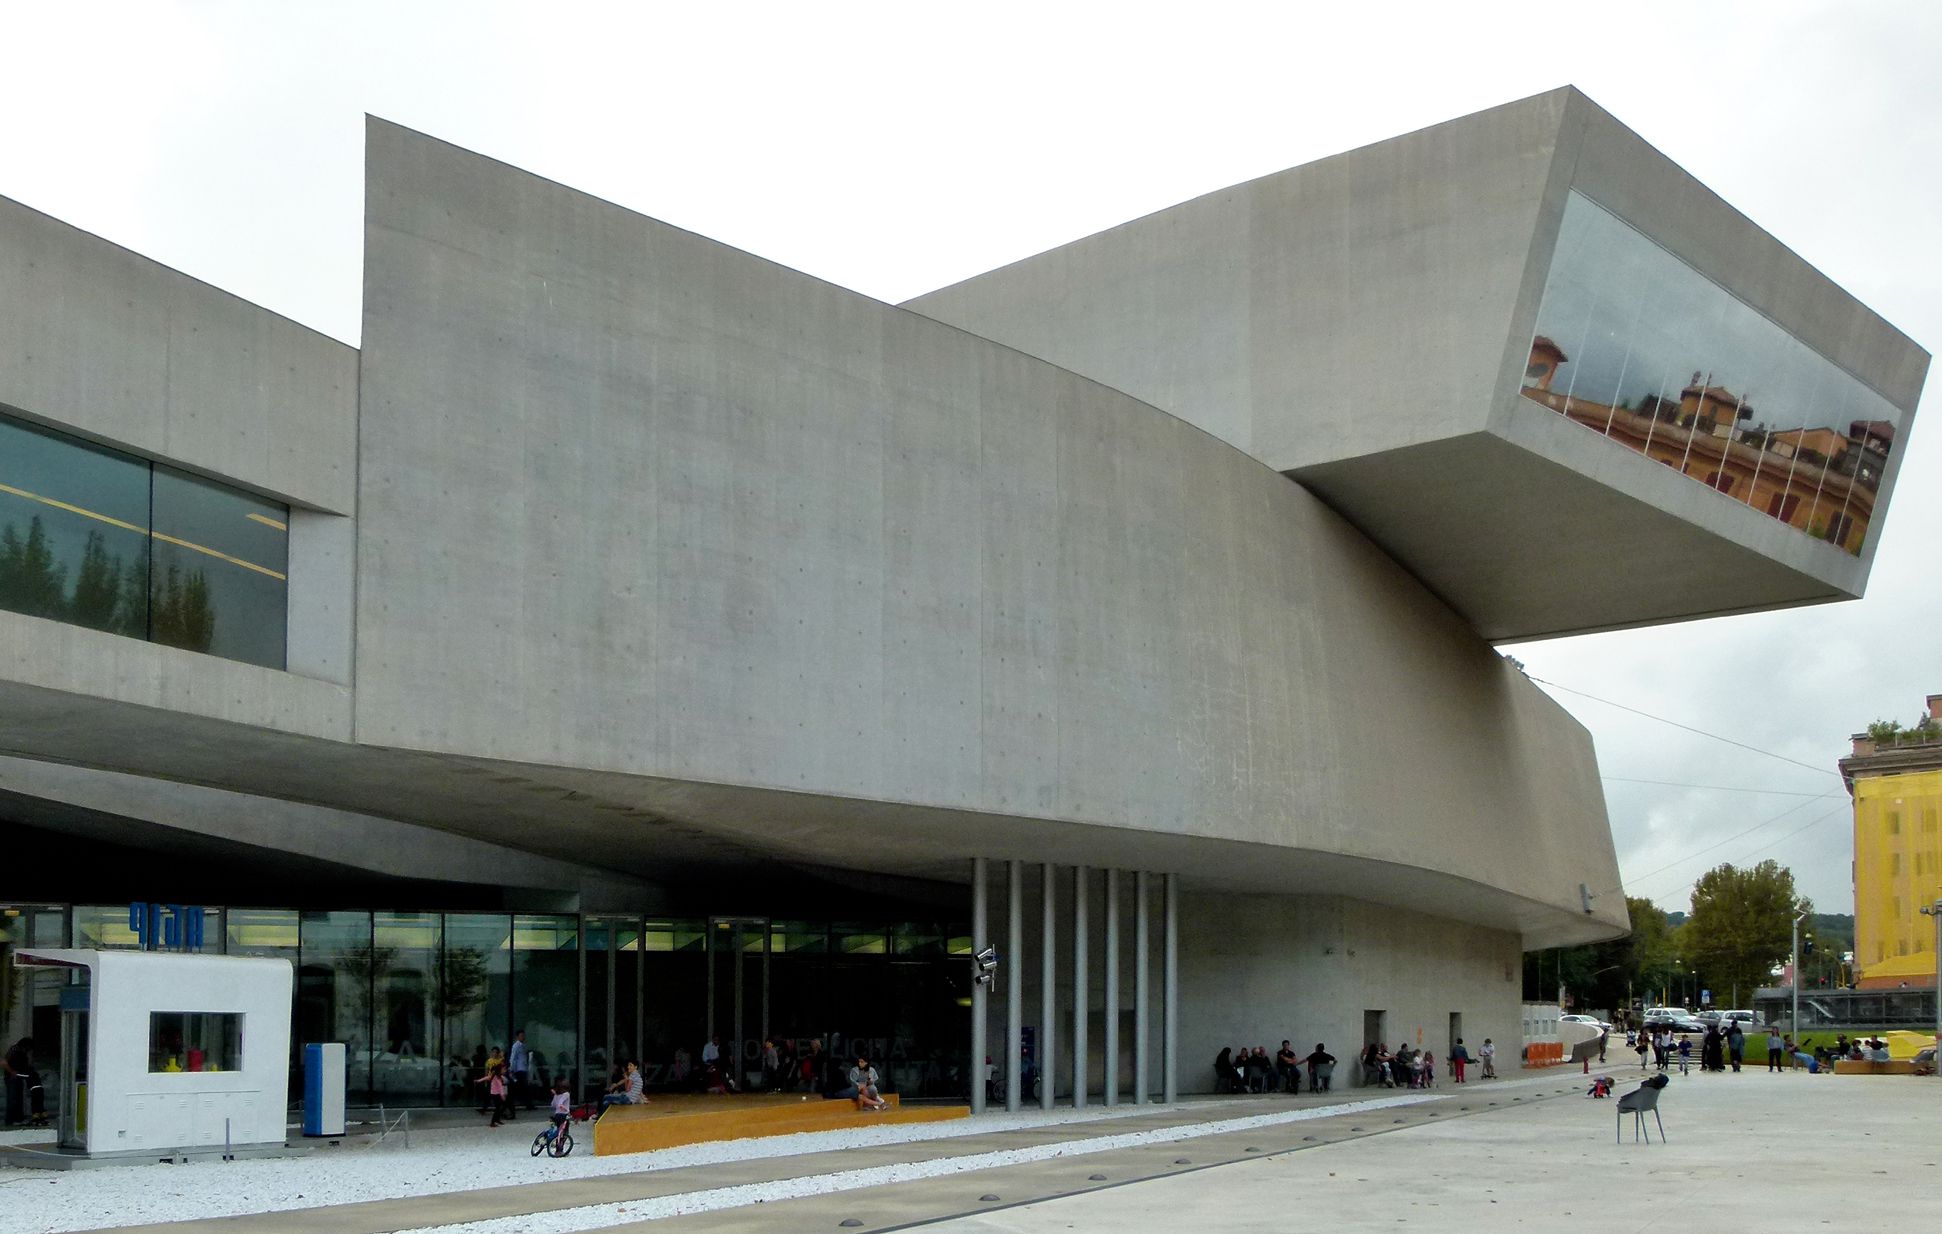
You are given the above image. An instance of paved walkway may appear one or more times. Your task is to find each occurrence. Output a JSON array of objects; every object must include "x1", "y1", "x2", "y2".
[
  {"x1": 71, "y1": 1075, "x2": 1582, "y2": 1233},
  {"x1": 894, "y1": 1070, "x2": 1942, "y2": 1234}
]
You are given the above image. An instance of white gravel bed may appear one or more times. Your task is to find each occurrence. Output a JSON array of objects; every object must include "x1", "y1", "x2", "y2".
[
  {"x1": 0, "y1": 1076, "x2": 1562, "y2": 1234},
  {"x1": 0, "y1": 1097, "x2": 1232, "y2": 1233},
  {"x1": 390, "y1": 1094, "x2": 1448, "y2": 1234}
]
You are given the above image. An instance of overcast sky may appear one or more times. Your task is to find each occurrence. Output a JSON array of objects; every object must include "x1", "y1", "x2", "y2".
[{"x1": 7, "y1": 2, "x2": 1936, "y2": 917}]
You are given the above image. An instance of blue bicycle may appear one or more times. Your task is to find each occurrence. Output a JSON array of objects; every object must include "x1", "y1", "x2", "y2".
[{"x1": 531, "y1": 1120, "x2": 574, "y2": 1157}]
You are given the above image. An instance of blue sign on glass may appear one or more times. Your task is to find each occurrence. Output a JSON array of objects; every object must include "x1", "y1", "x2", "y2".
[{"x1": 128, "y1": 903, "x2": 206, "y2": 951}]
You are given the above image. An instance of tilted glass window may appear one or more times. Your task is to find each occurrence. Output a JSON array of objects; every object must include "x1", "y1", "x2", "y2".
[
  {"x1": 0, "y1": 407, "x2": 288, "y2": 666},
  {"x1": 1521, "y1": 192, "x2": 1902, "y2": 557},
  {"x1": 149, "y1": 1011, "x2": 243, "y2": 1073}
]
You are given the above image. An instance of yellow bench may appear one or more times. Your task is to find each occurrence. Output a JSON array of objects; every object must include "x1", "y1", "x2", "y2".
[
  {"x1": 1832, "y1": 1059, "x2": 1918, "y2": 1076},
  {"x1": 593, "y1": 1092, "x2": 968, "y2": 1156}
]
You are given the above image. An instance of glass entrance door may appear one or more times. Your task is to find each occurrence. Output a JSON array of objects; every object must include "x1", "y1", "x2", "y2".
[
  {"x1": 582, "y1": 917, "x2": 642, "y2": 1095},
  {"x1": 707, "y1": 918, "x2": 769, "y2": 1090}
]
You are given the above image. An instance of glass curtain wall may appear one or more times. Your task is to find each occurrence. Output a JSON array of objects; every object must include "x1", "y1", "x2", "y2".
[
  {"x1": 0, "y1": 407, "x2": 289, "y2": 667},
  {"x1": 14, "y1": 903, "x2": 968, "y2": 1105},
  {"x1": 1522, "y1": 192, "x2": 1904, "y2": 556}
]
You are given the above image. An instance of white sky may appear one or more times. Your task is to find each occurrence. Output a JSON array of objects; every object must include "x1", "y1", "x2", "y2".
[{"x1": 5, "y1": 1, "x2": 1937, "y2": 917}]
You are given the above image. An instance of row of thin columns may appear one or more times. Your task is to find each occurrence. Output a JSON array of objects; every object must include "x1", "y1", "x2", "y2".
[{"x1": 969, "y1": 860, "x2": 1178, "y2": 1112}]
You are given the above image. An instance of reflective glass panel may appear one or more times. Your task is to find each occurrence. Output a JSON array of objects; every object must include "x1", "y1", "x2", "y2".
[
  {"x1": 226, "y1": 908, "x2": 300, "y2": 955},
  {"x1": 441, "y1": 914, "x2": 512, "y2": 1108},
  {"x1": 0, "y1": 408, "x2": 290, "y2": 665},
  {"x1": 371, "y1": 912, "x2": 441, "y2": 1104},
  {"x1": 641, "y1": 919, "x2": 705, "y2": 1087},
  {"x1": 0, "y1": 413, "x2": 150, "y2": 634},
  {"x1": 298, "y1": 911, "x2": 375, "y2": 1101},
  {"x1": 72, "y1": 906, "x2": 143, "y2": 950},
  {"x1": 150, "y1": 465, "x2": 287, "y2": 667},
  {"x1": 1522, "y1": 192, "x2": 1903, "y2": 556},
  {"x1": 511, "y1": 915, "x2": 579, "y2": 1100}
]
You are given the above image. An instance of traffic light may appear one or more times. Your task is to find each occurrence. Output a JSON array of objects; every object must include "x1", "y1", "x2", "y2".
[{"x1": 1803, "y1": 935, "x2": 1816, "y2": 957}]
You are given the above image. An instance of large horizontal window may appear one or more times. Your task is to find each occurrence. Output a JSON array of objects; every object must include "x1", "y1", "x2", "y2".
[
  {"x1": 0, "y1": 408, "x2": 287, "y2": 667},
  {"x1": 1522, "y1": 192, "x2": 1902, "y2": 557}
]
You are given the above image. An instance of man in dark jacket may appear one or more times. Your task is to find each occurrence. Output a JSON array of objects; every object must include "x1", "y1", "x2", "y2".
[
  {"x1": 1305, "y1": 1043, "x2": 1336, "y2": 1092},
  {"x1": 4, "y1": 1037, "x2": 45, "y2": 1127}
]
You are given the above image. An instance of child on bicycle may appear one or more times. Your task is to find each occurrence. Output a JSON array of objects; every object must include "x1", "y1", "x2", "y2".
[{"x1": 549, "y1": 1077, "x2": 572, "y2": 1137}]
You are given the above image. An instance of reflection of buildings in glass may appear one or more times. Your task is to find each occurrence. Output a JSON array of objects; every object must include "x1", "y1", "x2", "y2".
[{"x1": 1521, "y1": 338, "x2": 1887, "y2": 555}]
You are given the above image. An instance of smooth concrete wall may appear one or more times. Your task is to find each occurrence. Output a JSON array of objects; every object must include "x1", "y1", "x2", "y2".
[
  {"x1": 983, "y1": 874, "x2": 1524, "y2": 1099},
  {"x1": 905, "y1": 88, "x2": 1926, "y2": 640},
  {"x1": 0, "y1": 609, "x2": 350, "y2": 741},
  {"x1": 0, "y1": 193, "x2": 357, "y2": 514},
  {"x1": 355, "y1": 119, "x2": 1625, "y2": 939},
  {"x1": 905, "y1": 92, "x2": 1568, "y2": 474},
  {"x1": 0, "y1": 191, "x2": 361, "y2": 707},
  {"x1": 1174, "y1": 892, "x2": 1523, "y2": 1094}
]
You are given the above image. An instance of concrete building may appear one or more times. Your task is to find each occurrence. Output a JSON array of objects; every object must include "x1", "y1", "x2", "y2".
[
  {"x1": 1840, "y1": 694, "x2": 1942, "y2": 990},
  {"x1": 0, "y1": 88, "x2": 1925, "y2": 1113}
]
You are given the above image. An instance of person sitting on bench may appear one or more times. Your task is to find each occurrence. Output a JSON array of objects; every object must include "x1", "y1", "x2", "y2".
[{"x1": 831, "y1": 1054, "x2": 889, "y2": 1110}]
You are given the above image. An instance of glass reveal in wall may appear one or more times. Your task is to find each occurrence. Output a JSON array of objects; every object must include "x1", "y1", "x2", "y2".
[
  {"x1": 0, "y1": 407, "x2": 289, "y2": 666},
  {"x1": 1522, "y1": 193, "x2": 1902, "y2": 556}
]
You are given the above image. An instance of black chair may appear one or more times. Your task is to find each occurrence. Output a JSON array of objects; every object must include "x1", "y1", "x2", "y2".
[{"x1": 1616, "y1": 1076, "x2": 1667, "y2": 1144}]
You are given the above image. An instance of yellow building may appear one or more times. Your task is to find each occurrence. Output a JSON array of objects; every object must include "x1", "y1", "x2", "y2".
[{"x1": 1840, "y1": 694, "x2": 1942, "y2": 989}]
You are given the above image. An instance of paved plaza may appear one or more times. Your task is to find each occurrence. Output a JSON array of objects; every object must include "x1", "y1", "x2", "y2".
[{"x1": 5, "y1": 1066, "x2": 1936, "y2": 1232}]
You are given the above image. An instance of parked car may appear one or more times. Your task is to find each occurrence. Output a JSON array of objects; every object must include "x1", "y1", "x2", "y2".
[
  {"x1": 1640, "y1": 1006, "x2": 1704, "y2": 1032},
  {"x1": 1560, "y1": 1013, "x2": 1612, "y2": 1031}
]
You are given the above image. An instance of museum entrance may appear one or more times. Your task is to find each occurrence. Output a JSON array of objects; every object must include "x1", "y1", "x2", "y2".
[{"x1": 707, "y1": 917, "x2": 769, "y2": 1089}]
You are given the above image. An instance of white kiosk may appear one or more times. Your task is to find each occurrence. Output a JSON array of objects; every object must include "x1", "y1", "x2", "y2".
[{"x1": 13, "y1": 950, "x2": 292, "y2": 1161}]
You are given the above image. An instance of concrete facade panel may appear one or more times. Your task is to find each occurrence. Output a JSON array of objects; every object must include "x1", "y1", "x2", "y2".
[
  {"x1": 353, "y1": 120, "x2": 1624, "y2": 939},
  {"x1": 0, "y1": 195, "x2": 355, "y2": 513},
  {"x1": 0, "y1": 610, "x2": 350, "y2": 741},
  {"x1": 905, "y1": 88, "x2": 1927, "y2": 640}
]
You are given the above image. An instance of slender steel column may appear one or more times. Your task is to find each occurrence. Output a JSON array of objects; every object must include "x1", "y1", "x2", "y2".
[
  {"x1": 731, "y1": 924, "x2": 744, "y2": 1080},
  {"x1": 1135, "y1": 871, "x2": 1151, "y2": 1103},
  {"x1": 971, "y1": 857, "x2": 988, "y2": 1114},
  {"x1": 1072, "y1": 866, "x2": 1089, "y2": 1109},
  {"x1": 1164, "y1": 873, "x2": 1179, "y2": 1104},
  {"x1": 1041, "y1": 862, "x2": 1057, "y2": 1110},
  {"x1": 1007, "y1": 859, "x2": 1024, "y2": 1113},
  {"x1": 1104, "y1": 869, "x2": 1120, "y2": 1106},
  {"x1": 575, "y1": 915, "x2": 588, "y2": 1096}
]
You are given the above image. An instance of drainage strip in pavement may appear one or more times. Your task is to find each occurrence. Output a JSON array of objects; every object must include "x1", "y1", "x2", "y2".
[{"x1": 387, "y1": 1081, "x2": 1592, "y2": 1234}]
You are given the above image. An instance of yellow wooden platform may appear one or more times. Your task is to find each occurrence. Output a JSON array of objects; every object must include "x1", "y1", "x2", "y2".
[{"x1": 591, "y1": 1092, "x2": 968, "y2": 1156}]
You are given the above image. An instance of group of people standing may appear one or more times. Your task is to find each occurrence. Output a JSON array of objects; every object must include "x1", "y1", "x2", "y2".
[
  {"x1": 1214, "y1": 1042, "x2": 1337, "y2": 1093},
  {"x1": 1627, "y1": 1022, "x2": 1754, "y2": 1073},
  {"x1": 1360, "y1": 1037, "x2": 1492, "y2": 1087}
]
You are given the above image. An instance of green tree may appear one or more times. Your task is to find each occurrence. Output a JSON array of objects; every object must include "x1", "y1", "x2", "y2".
[
  {"x1": 1530, "y1": 895, "x2": 1677, "y2": 1012},
  {"x1": 151, "y1": 561, "x2": 216, "y2": 652},
  {"x1": 68, "y1": 529, "x2": 125, "y2": 631},
  {"x1": 1682, "y1": 861, "x2": 1805, "y2": 1004},
  {"x1": 0, "y1": 515, "x2": 68, "y2": 618}
]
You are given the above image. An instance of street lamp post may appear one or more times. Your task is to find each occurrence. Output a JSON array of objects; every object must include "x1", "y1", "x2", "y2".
[
  {"x1": 1921, "y1": 899, "x2": 1942, "y2": 1078},
  {"x1": 1790, "y1": 904, "x2": 1808, "y2": 1041}
]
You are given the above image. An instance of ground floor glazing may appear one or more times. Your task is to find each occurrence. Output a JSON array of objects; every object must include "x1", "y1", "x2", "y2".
[{"x1": 0, "y1": 903, "x2": 973, "y2": 1113}]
